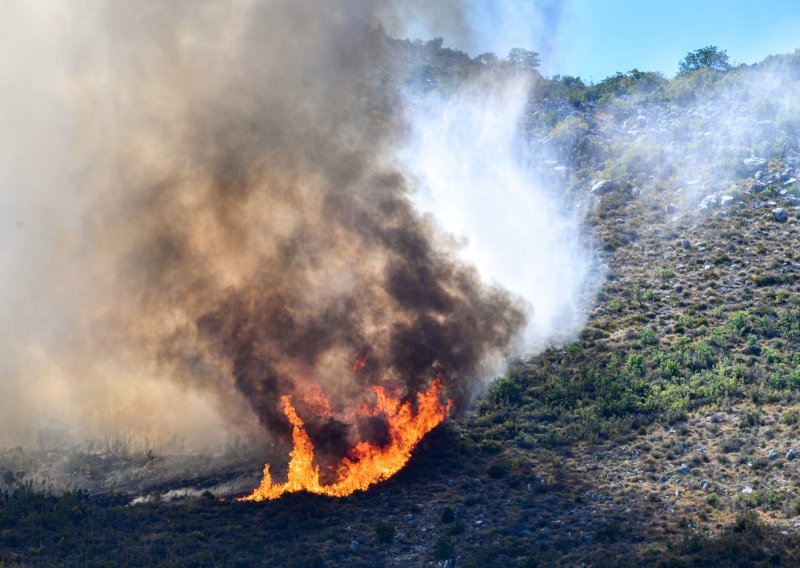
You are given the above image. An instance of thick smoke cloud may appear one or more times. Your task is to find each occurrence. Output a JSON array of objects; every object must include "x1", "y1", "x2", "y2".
[{"x1": 0, "y1": 1, "x2": 546, "y2": 458}]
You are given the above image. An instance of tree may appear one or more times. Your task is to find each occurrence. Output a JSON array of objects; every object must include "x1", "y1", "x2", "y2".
[
  {"x1": 475, "y1": 52, "x2": 499, "y2": 66},
  {"x1": 560, "y1": 75, "x2": 585, "y2": 87},
  {"x1": 507, "y1": 47, "x2": 540, "y2": 71},
  {"x1": 585, "y1": 69, "x2": 665, "y2": 102},
  {"x1": 678, "y1": 46, "x2": 731, "y2": 76},
  {"x1": 425, "y1": 37, "x2": 444, "y2": 51}
]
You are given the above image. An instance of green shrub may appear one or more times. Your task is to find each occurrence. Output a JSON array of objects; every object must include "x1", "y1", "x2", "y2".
[
  {"x1": 549, "y1": 117, "x2": 589, "y2": 153},
  {"x1": 566, "y1": 342, "x2": 582, "y2": 358},
  {"x1": 586, "y1": 69, "x2": 666, "y2": 102},
  {"x1": 488, "y1": 378, "x2": 522, "y2": 406},
  {"x1": 752, "y1": 273, "x2": 798, "y2": 287},
  {"x1": 691, "y1": 340, "x2": 715, "y2": 370},
  {"x1": 740, "y1": 408, "x2": 760, "y2": 428},
  {"x1": 667, "y1": 68, "x2": 725, "y2": 103},
  {"x1": 487, "y1": 461, "x2": 510, "y2": 479},
  {"x1": 733, "y1": 510, "x2": 763, "y2": 536},
  {"x1": 639, "y1": 327, "x2": 659, "y2": 347},
  {"x1": 658, "y1": 357, "x2": 680, "y2": 380},
  {"x1": 741, "y1": 491, "x2": 762, "y2": 508},
  {"x1": 726, "y1": 311, "x2": 751, "y2": 335},
  {"x1": 765, "y1": 487, "x2": 782, "y2": 508},
  {"x1": 782, "y1": 409, "x2": 800, "y2": 425},
  {"x1": 626, "y1": 354, "x2": 645, "y2": 376},
  {"x1": 708, "y1": 327, "x2": 727, "y2": 347}
]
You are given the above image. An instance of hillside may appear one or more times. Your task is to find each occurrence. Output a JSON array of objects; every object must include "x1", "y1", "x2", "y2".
[{"x1": 4, "y1": 39, "x2": 800, "y2": 567}]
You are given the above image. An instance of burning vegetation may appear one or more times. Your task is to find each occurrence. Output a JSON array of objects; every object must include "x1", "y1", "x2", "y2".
[{"x1": 241, "y1": 379, "x2": 450, "y2": 500}]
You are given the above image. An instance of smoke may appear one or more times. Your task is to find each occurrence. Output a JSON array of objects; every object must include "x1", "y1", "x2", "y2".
[
  {"x1": 585, "y1": 55, "x2": 800, "y2": 214},
  {"x1": 402, "y1": 76, "x2": 600, "y2": 351},
  {"x1": 0, "y1": 0, "x2": 599, "y2": 465}
]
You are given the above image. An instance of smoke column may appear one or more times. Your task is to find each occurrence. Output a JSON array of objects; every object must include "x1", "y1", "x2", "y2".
[
  {"x1": 402, "y1": 77, "x2": 600, "y2": 352},
  {"x1": 0, "y1": 1, "x2": 598, "y2": 460}
]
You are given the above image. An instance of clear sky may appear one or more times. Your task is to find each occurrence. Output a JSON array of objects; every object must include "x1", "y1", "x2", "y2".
[
  {"x1": 547, "y1": 0, "x2": 800, "y2": 82},
  {"x1": 423, "y1": 0, "x2": 800, "y2": 83}
]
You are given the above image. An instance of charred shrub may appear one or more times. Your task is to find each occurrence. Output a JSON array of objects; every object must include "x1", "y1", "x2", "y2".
[
  {"x1": 440, "y1": 506, "x2": 455, "y2": 524},
  {"x1": 595, "y1": 522, "x2": 620, "y2": 543},
  {"x1": 446, "y1": 520, "x2": 466, "y2": 536},
  {"x1": 374, "y1": 521, "x2": 395, "y2": 544},
  {"x1": 434, "y1": 537, "x2": 455, "y2": 560},
  {"x1": 487, "y1": 460, "x2": 510, "y2": 479}
]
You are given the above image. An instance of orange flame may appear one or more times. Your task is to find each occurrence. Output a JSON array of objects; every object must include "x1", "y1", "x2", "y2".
[
  {"x1": 239, "y1": 380, "x2": 451, "y2": 501},
  {"x1": 301, "y1": 385, "x2": 332, "y2": 418}
]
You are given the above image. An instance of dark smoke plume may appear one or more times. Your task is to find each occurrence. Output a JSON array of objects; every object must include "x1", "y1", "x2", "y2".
[{"x1": 0, "y1": 1, "x2": 527, "y2": 456}]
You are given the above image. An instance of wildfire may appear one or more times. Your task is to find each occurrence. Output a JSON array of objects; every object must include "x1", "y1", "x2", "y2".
[{"x1": 239, "y1": 380, "x2": 451, "y2": 501}]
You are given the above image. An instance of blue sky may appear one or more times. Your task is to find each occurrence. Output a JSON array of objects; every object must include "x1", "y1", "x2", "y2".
[
  {"x1": 548, "y1": 0, "x2": 800, "y2": 82},
  {"x1": 424, "y1": 0, "x2": 800, "y2": 83}
]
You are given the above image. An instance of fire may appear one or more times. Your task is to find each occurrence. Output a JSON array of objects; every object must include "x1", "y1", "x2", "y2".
[
  {"x1": 239, "y1": 380, "x2": 451, "y2": 501},
  {"x1": 301, "y1": 385, "x2": 332, "y2": 418}
]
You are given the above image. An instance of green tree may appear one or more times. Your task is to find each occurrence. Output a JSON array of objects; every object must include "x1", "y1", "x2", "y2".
[
  {"x1": 678, "y1": 46, "x2": 731, "y2": 75},
  {"x1": 476, "y1": 52, "x2": 499, "y2": 66},
  {"x1": 587, "y1": 69, "x2": 666, "y2": 101},
  {"x1": 425, "y1": 37, "x2": 444, "y2": 51},
  {"x1": 507, "y1": 47, "x2": 540, "y2": 71}
]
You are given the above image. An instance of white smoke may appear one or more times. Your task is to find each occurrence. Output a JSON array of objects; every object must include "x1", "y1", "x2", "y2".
[
  {"x1": 400, "y1": 76, "x2": 602, "y2": 353},
  {"x1": 589, "y1": 55, "x2": 800, "y2": 214}
]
